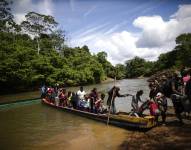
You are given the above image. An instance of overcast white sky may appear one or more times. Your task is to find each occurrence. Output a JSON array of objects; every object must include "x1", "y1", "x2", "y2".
[{"x1": 12, "y1": 0, "x2": 191, "y2": 65}]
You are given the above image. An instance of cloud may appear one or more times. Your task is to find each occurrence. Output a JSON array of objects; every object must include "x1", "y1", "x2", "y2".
[
  {"x1": 12, "y1": 0, "x2": 54, "y2": 24},
  {"x1": 71, "y1": 4, "x2": 191, "y2": 65},
  {"x1": 134, "y1": 4, "x2": 191, "y2": 48},
  {"x1": 171, "y1": 4, "x2": 191, "y2": 20},
  {"x1": 133, "y1": 16, "x2": 178, "y2": 48},
  {"x1": 84, "y1": 5, "x2": 97, "y2": 18},
  {"x1": 73, "y1": 22, "x2": 110, "y2": 39},
  {"x1": 104, "y1": 21, "x2": 128, "y2": 35}
]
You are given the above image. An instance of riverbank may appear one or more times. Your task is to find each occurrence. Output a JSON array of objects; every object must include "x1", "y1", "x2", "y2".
[
  {"x1": 0, "y1": 91, "x2": 40, "y2": 104},
  {"x1": 119, "y1": 116, "x2": 191, "y2": 150},
  {"x1": 118, "y1": 106, "x2": 191, "y2": 149},
  {"x1": 101, "y1": 77, "x2": 115, "y2": 83}
]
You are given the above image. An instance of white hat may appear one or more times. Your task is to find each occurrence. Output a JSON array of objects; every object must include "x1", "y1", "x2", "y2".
[{"x1": 156, "y1": 92, "x2": 162, "y2": 97}]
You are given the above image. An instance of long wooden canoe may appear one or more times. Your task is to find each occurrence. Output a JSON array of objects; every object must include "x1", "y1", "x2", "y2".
[{"x1": 42, "y1": 99, "x2": 156, "y2": 130}]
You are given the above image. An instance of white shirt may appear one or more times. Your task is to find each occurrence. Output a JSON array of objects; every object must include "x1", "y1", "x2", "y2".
[{"x1": 77, "y1": 90, "x2": 86, "y2": 100}]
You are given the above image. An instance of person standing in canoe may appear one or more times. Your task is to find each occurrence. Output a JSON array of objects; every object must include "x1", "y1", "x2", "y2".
[
  {"x1": 107, "y1": 85, "x2": 130, "y2": 114},
  {"x1": 77, "y1": 86, "x2": 86, "y2": 108},
  {"x1": 89, "y1": 88, "x2": 99, "y2": 113},
  {"x1": 131, "y1": 90, "x2": 144, "y2": 116}
]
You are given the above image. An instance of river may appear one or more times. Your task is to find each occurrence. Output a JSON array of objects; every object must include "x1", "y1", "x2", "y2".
[{"x1": 0, "y1": 78, "x2": 161, "y2": 150}]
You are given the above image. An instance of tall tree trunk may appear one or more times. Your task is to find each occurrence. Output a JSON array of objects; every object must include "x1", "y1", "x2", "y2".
[{"x1": 37, "y1": 37, "x2": 40, "y2": 55}]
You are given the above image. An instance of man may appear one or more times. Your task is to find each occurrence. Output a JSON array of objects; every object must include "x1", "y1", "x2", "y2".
[
  {"x1": 170, "y1": 73, "x2": 184, "y2": 124},
  {"x1": 89, "y1": 88, "x2": 98, "y2": 113},
  {"x1": 131, "y1": 90, "x2": 144, "y2": 117},
  {"x1": 77, "y1": 86, "x2": 86, "y2": 108},
  {"x1": 77, "y1": 86, "x2": 86, "y2": 100},
  {"x1": 40, "y1": 84, "x2": 47, "y2": 98},
  {"x1": 149, "y1": 82, "x2": 159, "y2": 100},
  {"x1": 107, "y1": 85, "x2": 129, "y2": 114},
  {"x1": 160, "y1": 75, "x2": 172, "y2": 98}
]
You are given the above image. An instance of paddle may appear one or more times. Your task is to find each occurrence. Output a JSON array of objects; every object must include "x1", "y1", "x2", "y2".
[{"x1": 107, "y1": 77, "x2": 116, "y2": 126}]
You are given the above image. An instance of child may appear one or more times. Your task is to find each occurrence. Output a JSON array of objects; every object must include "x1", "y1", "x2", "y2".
[
  {"x1": 155, "y1": 92, "x2": 167, "y2": 125},
  {"x1": 95, "y1": 93, "x2": 107, "y2": 113},
  {"x1": 149, "y1": 98, "x2": 160, "y2": 123}
]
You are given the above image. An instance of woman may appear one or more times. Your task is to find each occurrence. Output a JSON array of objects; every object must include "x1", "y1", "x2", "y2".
[{"x1": 59, "y1": 89, "x2": 67, "y2": 107}]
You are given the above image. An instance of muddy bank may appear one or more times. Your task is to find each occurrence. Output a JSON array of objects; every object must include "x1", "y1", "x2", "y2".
[
  {"x1": 118, "y1": 116, "x2": 191, "y2": 150},
  {"x1": 148, "y1": 67, "x2": 191, "y2": 82},
  {"x1": 148, "y1": 69, "x2": 175, "y2": 82},
  {"x1": 117, "y1": 105, "x2": 191, "y2": 150}
]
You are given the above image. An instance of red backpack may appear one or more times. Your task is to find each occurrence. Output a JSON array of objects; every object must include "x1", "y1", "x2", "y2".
[{"x1": 149, "y1": 101, "x2": 160, "y2": 116}]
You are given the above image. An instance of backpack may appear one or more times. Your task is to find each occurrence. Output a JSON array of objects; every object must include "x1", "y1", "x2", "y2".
[
  {"x1": 149, "y1": 101, "x2": 160, "y2": 116},
  {"x1": 161, "y1": 80, "x2": 172, "y2": 98}
]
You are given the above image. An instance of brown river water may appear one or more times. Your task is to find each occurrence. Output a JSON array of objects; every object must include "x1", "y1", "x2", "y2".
[{"x1": 0, "y1": 79, "x2": 173, "y2": 150}]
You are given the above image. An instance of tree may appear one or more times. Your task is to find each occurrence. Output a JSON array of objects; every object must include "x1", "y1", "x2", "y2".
[
  {"x1": 0, "y1": 0, "x2": 15, "y2": 32},
  {"x1": 81, "y1": 45, "x2": 90, "y2": 53},
  {"x1": 175, "y1": 33, "x2": 191, "y2": 67},
  {"x1": 125, "y1": 56, "x2": 146, "y2": 78},
  {"x1": 97, "y1": 51, "x2": 107, "y2": 63},
  {"x1": 115, "y1": 64, "x2": 126, "y2": 79},
  {"x1": 50, "y1": 29, "x2": 66, "y2": 52},
  {"x1": 21, "y1": 12, "x2": 58, "y2": 54},
  {"x1": 176, "y1": 33, "x2": 191, "y2": 45},
  {"x1": 96, "y1": 51, "x2": 114, "y2": 78}
]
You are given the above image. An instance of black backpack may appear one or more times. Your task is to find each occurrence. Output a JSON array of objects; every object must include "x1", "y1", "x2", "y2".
[{"x1": 161, "y1": 80, "x2": 173, "y2": 98}]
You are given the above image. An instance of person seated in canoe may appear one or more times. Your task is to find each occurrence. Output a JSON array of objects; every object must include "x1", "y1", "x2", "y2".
[
  {"x1": 67, "y1": 91, "x2": 73, "y2": 107},
  {"x1": 95, "y1": 93, "x2": 107, "y2": 114},
  {"x1": 78, "y1": 95, "x2": 90, "y2": 111},
  {"x1": 89, "y1": 88, "x2": 99, "y2": 113},
  {"x1": 77, "y1": 86, "x2": 86, "y2": 108},
  {"x1": 54, "y1": 87, "x2": 62, "y2": 106},
  {"x1": 46, "y1": 86, "x2": 55, "y2": 104},
  {"x1": 70, "y1": 92, "x2": 78, "y2": 109},
  {"x1": 59, "y1": 88, "x2": 67, "y2": 107},
  {"x1": 83, "y1": 96, "x2": 91, "y2": 111},
  {"x1": 107, "y1": 85, "x2": 130, "y2": 114}
]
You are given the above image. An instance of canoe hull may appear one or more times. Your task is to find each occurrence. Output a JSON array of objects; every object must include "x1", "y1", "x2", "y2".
[{"x1": 42, "y1": 99, "x2": 156, "y2": 130}]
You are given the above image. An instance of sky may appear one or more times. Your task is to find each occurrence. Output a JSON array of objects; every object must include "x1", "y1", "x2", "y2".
[{"x1": 12, "y1": 0, "x2": 191, "y2": 65}]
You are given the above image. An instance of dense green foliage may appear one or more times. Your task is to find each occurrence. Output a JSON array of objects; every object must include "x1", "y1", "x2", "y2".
[
  {"x1": 0, "y1": 29, "x2": 109, "y2": 92},
  {"x1": 0, "y1": 0, "x2": 191, "y2": 93},
  {"x1": 125, "y1": 57, "x2": 155, "y2": 78},
  {"x1": 158, "y1": 33, "x2": 191, "y2": 69},
  {"x1": 96, "y1": 51, "x2": 115, "y2": 78},
  {"x1": 124, "y1": 33, "x2": 191, "y2": 78},
  {"x1": 0, "y1": 0, "x2": 114, "y2": 93}
]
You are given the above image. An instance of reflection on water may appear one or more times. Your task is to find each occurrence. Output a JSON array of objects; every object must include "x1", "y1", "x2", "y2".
[
  {"x1": 0, "y1": 79, "x2": 160, "y2": 150},
  {"x1": 0, "y1": 101, "x2": 131, "y2": 150}
]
